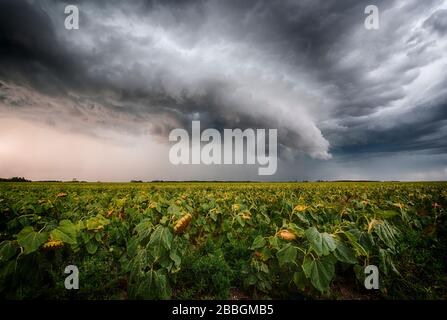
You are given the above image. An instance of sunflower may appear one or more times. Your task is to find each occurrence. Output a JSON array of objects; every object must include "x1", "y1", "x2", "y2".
[
  {"x1": 393, "y1": 203, "x2": 404, "y2": 209},
  {"x1": 277, "y1": 230, "x2": 297, "y2": 241},
  {"x1": 240, "y1": 211, "x2": 252, "y2": 220},
  {"x1": 293, "y1": 204, "x2": 308, "y2": 212},
  {"x1": 43, "y1": 240, "x2": 64, "y2": 249},
  {"x1": 174, "y1": 213, "x2": 192, "y2": 234}
]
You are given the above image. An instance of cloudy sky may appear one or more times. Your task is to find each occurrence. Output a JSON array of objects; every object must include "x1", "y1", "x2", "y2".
[{"x1": 1, "y1": 0, "x2": 447, "y2": 181}]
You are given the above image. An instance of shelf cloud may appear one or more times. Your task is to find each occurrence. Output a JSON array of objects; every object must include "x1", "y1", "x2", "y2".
[{"x1": 1, "y1": 0, "x2": 447, "y2": 181}]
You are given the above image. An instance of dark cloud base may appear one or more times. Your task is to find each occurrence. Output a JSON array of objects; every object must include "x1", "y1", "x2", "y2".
[{"x1": 1, "y1": 0, "x2": 447, "y2": 180}]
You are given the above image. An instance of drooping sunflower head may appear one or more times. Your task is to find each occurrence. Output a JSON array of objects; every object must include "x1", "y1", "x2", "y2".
[
  {"x1": 293, "y1": 204, "x2": 308, "y2": 212},
  {"x1": 276, "y1": 230, "x2": 297, "y2": 241},
  {"x1": 173, "y1": 213, "x2": 192, "y2": 234},
  {"x1": 240, "y1": 211, "x2": 252, "y2": 220},
  {"x1": 43, "y1": 240, "x2": 64, "y2": 249},
  {"x1": 393, "y1": 202, "x2": 404, "y2": 209}
]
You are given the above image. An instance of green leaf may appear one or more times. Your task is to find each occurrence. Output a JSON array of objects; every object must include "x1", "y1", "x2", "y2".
[
  {"x1": 245, "y1": 275, "x2": 257, "y2": 286},
  {"x1": 305, "y1": 227, "x2": 322, "y2": 254},
  {"x1": 169, "y1": 251, "x2": 181, "y2": 267},
  {"x1": 288, "y1": 223, "x2": 305, "y2": 237},
  {"x1": 148, "y1": 225, "x2": 173, "y2": 260},
  {"x1": 276, "y1": 243, "x2": 297, "y2": 267},
  {"x1": 374, "y1": 221, "x2": 398, "y2": 249},
  {"x1": 376, "y1": 210, "x2": 399, "y2": 219},
  {"x1": 343, "y1": 231, "x2": 368, "y2": 257},
  {"x1": 159, "y1": 255, "x2": 174, "y2": 270},
  {"x1": 50, "y1": 220, "x2": 77, "y2": 245},
  {"x1": 127, "y1": 237, "x2": 138, "y2": 257},
  {"x1": 322, "y1": 233, "x2": 337, "y2": 253},
  {"x1": 167, "y1": 204, "x2": 181, "y2": 216},
  {"x1": 333, "y1": 241, "x2": 357, "y2": 264},
  {"x1": 153, "y1": 271, "x2": 171, "y2": 299},
  {"x1": 353, "y1": 264, "x2": 364, "y2": 283},
  {"x1": 302, "y1": 255, "x2": 335, "y2": 293},
  {"x1": 0, "y1": 259, "x2": 16, "y2": 280},
  {"x1": 235, "y1": 215, "x2": 245, "y2": 227},
  {"x1": 81, "y1": 232, "x2": 94, "y2": 243},
  {"x1": 17, "y1": 226, "x2": 48, "y2": 254},
  {"x1": 159, "y1": 216, "x2": 170, "y2": 225},
  {"x1": 259, "y1": 262, "x2": 269, "y2": 273},
  {"x1": 0, "y1": 241, "x2": 18, "y2": 262},
  {"x1": 359, "y1": 232, "x2": 375, "y2": 251},
  {"x1": 209, "y1": 210, "x2": 218, "y2": 222},
  {"x1": 269, "y1": 236, "x2": 280, "y2": 249},
  {"x1": 305, "y1": 227, "x2": 336, "y2": 256},
  {"x1": 136, "y1": 270, "x2": 171, "y2": 299},
  {"x1": 150, "y1": 225, "x2": 173, "y2": 251},
  {"x1": 86, "y1": 215, "x2": 110, "y2": 231},
  {"x1": 379, "y1": 248, "x2": 400, "y2": 276},
  {"x1": 95, "y1": 232, "x2": 102, "y2": 242},
  {"x1": 293, "y1": 270, "x2": 308, "y2": 290},
  {"x1": 260, "y1": 247, "x2": 273, "y2": 261},
  {"x1": 251, "y1": 235, "x2": 266, "y2": 250},
  {"x1": 86, "y1": 241, "x2": 98, "y2": 254},
  {"x1": 134, "y1": 219, "x2": 153, "y2": 243}
]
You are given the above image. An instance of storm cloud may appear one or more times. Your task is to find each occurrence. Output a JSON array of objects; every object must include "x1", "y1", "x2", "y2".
[{"x1": 1, "y1": 0, "x2": 447, "y2": 180}]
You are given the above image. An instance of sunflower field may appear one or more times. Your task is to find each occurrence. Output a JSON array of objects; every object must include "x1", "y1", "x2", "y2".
[{"x1": 0, "y1": 182, "x2": 446, "y2": 299}]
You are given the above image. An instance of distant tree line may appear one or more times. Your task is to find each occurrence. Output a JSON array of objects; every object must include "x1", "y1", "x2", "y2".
[{"x1": 0, "y1": 177, "x2": 31, "y2": 182}]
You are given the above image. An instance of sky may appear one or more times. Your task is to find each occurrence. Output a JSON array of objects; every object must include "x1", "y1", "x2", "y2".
[{"x1": 1, "y1": 0, "x2": 447, "y2": 181}]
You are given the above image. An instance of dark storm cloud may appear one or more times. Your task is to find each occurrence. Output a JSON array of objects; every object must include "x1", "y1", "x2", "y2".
[
  {"x1": 1, "y1": 0, "x2": 447, "y2": 164},
  {"x1": 0, "y1": 0, "x2": 88, "y2": 95},
  {"x1": 424, "y1": 8, "x2": 447, "y2": 35}
]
